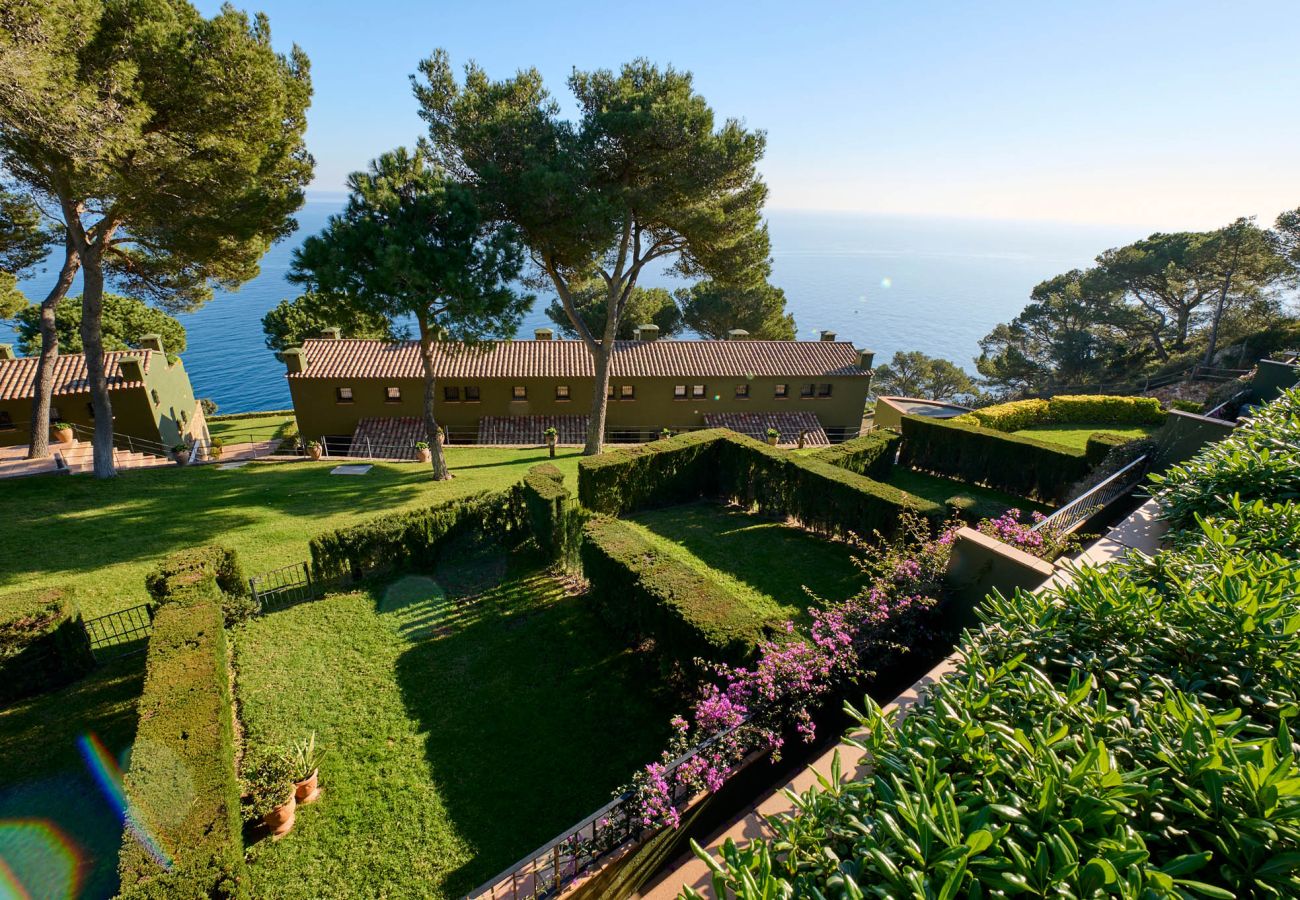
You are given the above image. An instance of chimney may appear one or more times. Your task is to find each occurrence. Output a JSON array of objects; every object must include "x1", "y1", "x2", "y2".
[
  {"x1": 726, "y1": 329, "x2": 750, "y2": 341},
  {"x1": 282, "y1": 347, "x2": 308, "y2": 374},
  {"x1": 635, "y1": 323, "x2": 660, "y2": 342},
  {"x1": 534, "y1": 327, "x2": 553, "y2": 341},
  {"x1": 320, "y1": 326, "x2": 342, "y2": 340},
  {"x1": 819, "y1": 330, "x2": 837, "y2": 342},
  {"x1": 858, "y1": 349, "x2": 875, "y2": 370},
  {"x1": 138, "y1": 333, "x2": 164, "y2": 354},
  {"x1": 0, "y1": 344, "x2": 13, "y2": 360},
  {"x1": 118, "y1": 355, "x2": 146, "y2": 383}
]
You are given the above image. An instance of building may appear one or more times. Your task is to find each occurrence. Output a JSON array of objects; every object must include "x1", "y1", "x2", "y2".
[
  {"x1": 283, "y1": 327, "x2": 874, "y2": 452},
  {"x1": 0, "y1": 335, "x2": 205, "y2": 451}
]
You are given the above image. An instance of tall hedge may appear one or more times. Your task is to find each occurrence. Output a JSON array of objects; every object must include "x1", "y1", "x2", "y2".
[
  {"x1": 898, "y1": 414, "x2": 1092, "y2": 503},
  {"x1": 0, "y1": 587, "x2": 95, "y2": 705},
  {"x1": 580, "y1": 517, "x2": 779, "y2": 670},
  {"x1": 519, "y1": 465, "x2": 586, "y2": 567},
  {"x1": 579, "y1": 429, "x2": 942, "y2": 539},
  {"x1": 118, "y1": 552, "x2": 243, "y2": 899},
  {"x1": 807, "y1": 429, "x2": 900, "y2": 479},
  {"x1": 960, "y1": 394, "x2": 1166, "y2": 432}
]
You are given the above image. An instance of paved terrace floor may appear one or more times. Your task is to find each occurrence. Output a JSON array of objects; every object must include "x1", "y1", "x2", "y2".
[{"x1": 636, "y1": 498, "x2": 1168, "y2": 899}]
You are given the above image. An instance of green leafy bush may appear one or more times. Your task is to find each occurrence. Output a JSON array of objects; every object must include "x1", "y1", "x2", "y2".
[
  {"x1": 958, "y1": 397, "x2": 1050, "y2": 431},
  {"x1": 807, "y1": 429, "x2": 900, "y2": 479},
  {"x1": 1150, "y1": 385, "x2": 1300, "y2": 528},
  {"x1": 1083, "y1": 430, "x2": 1138, "y2": 466},
  {"x1": 240, "y1": 749, "x2": 295, "y2": 821},
  {"x1": 145, "y1": 546, "x2": 252, "y2": 626},
  {"x1": 1047, "y1": 393, "x2": 1166, "y2": 425},
  {"x1": 0, "y1": 587, "x2": 95, "y2": 705},
  {"x1": 118, "y1": 564, "x2": 243, "y2": 899},
  {"x1": 580, "y1": 516, "x2": 780, "y2": 671},
  {"x1": 578, "y1": 429, "x2": 723, "y2": 515},
  {"x1": 898, "y1": 414, "x2": 1092, "y2": 503}
]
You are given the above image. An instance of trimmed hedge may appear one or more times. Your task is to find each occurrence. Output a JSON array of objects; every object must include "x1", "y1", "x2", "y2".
[
  {"x1": 898, "y1": 414, "x2": 1092, "y2": 503},
  {"x1": 118, "y1": 553, "x2": 243, "y2": 898},
  {"x1": 954, "y1": 398, "x2": 1050, "y2": 432},
  {"x1": 960, "y1": 394, "x2": 1166, "y2": 432},
  {"x1": 145, "y1": 546, "x2": 252, "y2": 625},
  {"x1": 519, "y1": 465, "x2": 586, "y2": 566},
  {"x1": 807, "y1": 429, "x2": 900, "y2": 479},
  {"x1": 1084, "y1": 430, "x2": 1138, "y2": 466},
  {"x1": 0, "y1": 587, "x2": 95, "y2": 705},
  {"x1": 580, "y1": 429, "x2": 943, "y2": 539},
  {"x1": 580, "y1": 516, "x2": 779, "y2": 670}
]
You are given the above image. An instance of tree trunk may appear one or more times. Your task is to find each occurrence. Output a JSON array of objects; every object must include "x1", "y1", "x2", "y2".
[
  {"x1": 81, "y1": 253, "x2": 116, "y2": 478},
  {"x1": 416, "y1": 317, "x2": 449, "y2": 480},
  {"x1": 26, "y1": 241, "x2": 81, "y2": 459},
  {"x1": 586, "y1": 344, "x2": 613, "y2": 455}
]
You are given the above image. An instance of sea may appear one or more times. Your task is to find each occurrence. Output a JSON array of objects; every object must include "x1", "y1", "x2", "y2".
[{"x1": 1, "y1": 200, "x2": 1144, "y2": 414}]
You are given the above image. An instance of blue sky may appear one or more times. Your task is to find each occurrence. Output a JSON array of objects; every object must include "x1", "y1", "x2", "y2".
[{"x1": 198, "y1": 0, "x2": 1300, "y2": 230}]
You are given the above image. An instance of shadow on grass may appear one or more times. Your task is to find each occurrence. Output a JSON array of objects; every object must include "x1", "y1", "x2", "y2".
[
  {"x1": 630, "y1": 501, "x2": 864, "y2": 616},
  {"x1": 0, "y1": 657, "x2": 146, "y2": 900},
  {"x1": 391, "y1": 558, "x2": 675, "y2": 896}
]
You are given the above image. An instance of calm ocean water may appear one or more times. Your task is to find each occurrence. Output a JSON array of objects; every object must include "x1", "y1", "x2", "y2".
[{"x1": 2, "y1": 200, "x2": 1140, "y2": 414}]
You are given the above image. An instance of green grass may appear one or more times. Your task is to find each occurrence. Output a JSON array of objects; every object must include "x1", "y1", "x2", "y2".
[
  {"x1": 0, "y1": 448, "x2": 580, "y2": 619},
  {"x1": 234, "y1": 554, "x2": 673, "y2": 899},
  {"x1": 627, "y1": 501, "x2": 864, "y2": 623},
  {"x1": 206, "y1": 412, "x2": 298, "y2": 443},
  {"x1": 886, "y1": 469, "x2": 1052, "y2": 518},
  {"x1": 1011, "y1": 423, "x2": 1161, "y2": 450}
]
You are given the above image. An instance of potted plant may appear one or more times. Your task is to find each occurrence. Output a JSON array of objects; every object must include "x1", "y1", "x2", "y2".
[
  {"x1": 243, "y1": 750, "x2": 296, "y2": 838},
  {"x1": 765, "y1": 427, "x2": 780, "y2": 446},
  {"x1": 414, "y1": 441, "x2": 432, "y2": 463},
  {"x1": 208, "y1": 437, "x2": 224, "y2": 461},
  {"x1": 543, "y1": 426, "x2": 558, "y2": 458},
  {"x1": 51, "y1": 422, "x2": 74, "y2": 444},
  {"x1": 287, "y1": 732, "x2": 327, "y2": 805},
  {"x1": 659, "y1": 427, "x2": 673, "y2": 440},
  {"x1": 305, "y1": 440, "x2": 323, "y2": 461},
  {"x1": 172, "y1": 442, "x2": 191, "y2": 465}
]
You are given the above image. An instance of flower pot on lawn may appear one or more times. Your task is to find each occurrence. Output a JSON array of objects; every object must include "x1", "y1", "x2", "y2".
[
  {"x1": 416, "y1": 447, "x2": 432, "y2": 463},
  {"x1": 306, "y1": 444, "x2": 323, "y2": 461},
  {"x1": 263, "y1": 794, "x2": 296, "y2": 837},
  {"x1": 52, "y1": 425, "x2": 74, "y2": 444},
  {"x1": 293, "y1": 768, "x2": 320, "y2": 805},
  {"x1": 765, "y1": 434, "x2": 780, "y2": 446}
]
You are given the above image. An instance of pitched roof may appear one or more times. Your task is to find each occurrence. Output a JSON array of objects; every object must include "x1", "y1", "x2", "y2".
[
  {"x1": 0, "y1": 351, "x2": 154, "y2": 401},
  {"x1": 289, "y1": 339, "x2": 869, "y2": 381}
]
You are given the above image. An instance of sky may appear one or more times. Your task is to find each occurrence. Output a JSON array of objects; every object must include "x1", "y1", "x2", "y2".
[{"x1": 202, "y1": 0, "x2": 1298, "y2": 230}]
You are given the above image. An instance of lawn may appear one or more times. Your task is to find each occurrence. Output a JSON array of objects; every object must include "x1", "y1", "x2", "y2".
[
  {"x1": 206, "y1": 412, "x2": 298, "y2": 444},
  {"x1": 1011, "y1": 423, "x2": 1161, "y2": 450},
  {"x1": 234, "y1": 551, "x2": 674, "y2": 899},
  {"x1": 627, "y1": 501, "x2": 864, "y2": 623},
  {"x1": 886, "y1": 469, "x2": 1052, "y2": 518},
  {"x1": 0, "y1": 447, "x2": 580, "y2": 619}
]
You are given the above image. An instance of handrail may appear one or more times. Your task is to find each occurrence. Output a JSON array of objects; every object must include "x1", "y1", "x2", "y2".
[
  {"x1": 1032, "y1": 453, "x2": 1150, "y2": 536},
  {"x1": 66, "y1": 422, "x2": 172, "y2": 458}
]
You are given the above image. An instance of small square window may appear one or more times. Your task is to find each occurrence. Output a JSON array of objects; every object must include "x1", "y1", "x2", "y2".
[
  {"x1": 620, "y1": 384, "x2": 635, "y2": 400},
  {"x1": 50, "y1": 405, "x2": 62, "y2": 421},
  {"x1": 555, "y1": 385, "x2": 570, "y2": 401},
  {"x1": 181, "y1": 410, "x2": 188, "y2": 425},
  {"x1": 86, "y1": 402, "x2": 95, "y2": 418},
  {"x1": 734, "y1": 384, "x2": 750, "y2": 399},
  {"x1": 0, "y1": 411, "x2": 12, "y2": 431},
  {"x1": 673, "y1": 385, "x2": 687, "y2": 399},
  {"x1": 691, "y1": 384, "x2": 706, "y2": 399},
  {"x1": 385, "y1": 386, "x2": 401, "y2": 403},
  {"x1": 774, "y1": 383, "x2": 788, "y2": 398},
  {"x1": 443, "y1": 386, "x2": 460, "y2": 402},
  {"x1": 464, "y1": 386, "x2": 480, "y2": 402},
  {"x1": 512, "y1": 385, "x2": 527, "y2": 400},
  {"x1": 150, "y1": 389, "x2": 161, "y2": 406},
  {"x1": 336, "y1": 386, "x2": 354, "y2": 403},
  {"x1": 607, "y1": 383, "x2": 616, "y2": 399},
  {"x1": 800, "y1": 384, "x2": 815, "y2": 398},
  {"x1": 817, "y1": 383, "x2": 833, "y2": 397}
]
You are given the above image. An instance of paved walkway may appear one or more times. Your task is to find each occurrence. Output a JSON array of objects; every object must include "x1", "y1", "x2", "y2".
[{"x1": 0, "y1": 439, "x2": 172, "y2": 479}]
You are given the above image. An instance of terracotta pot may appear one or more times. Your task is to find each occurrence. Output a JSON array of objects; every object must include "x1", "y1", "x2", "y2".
[
  {"x1": 416, "y1": 448, "x2": 432, "y2": 463},
  {"x1": 174, "y1": 454, "x2": 190, "y2": 467},
  {"x1": 307, "y1": 446, "x2": 323, "y2": 461},
  {"x1": 53, "y1": 427, "x2": 74, "y2": 444},
  {"x1": 766, "y1": 435, "x2": 779, "y2": 446},
  {"x1": 293, "y1": 768, "x2": 320, "y2": 805},
  {"x1": 263, "y1": 794, "x2": 296, "y2": 837}
]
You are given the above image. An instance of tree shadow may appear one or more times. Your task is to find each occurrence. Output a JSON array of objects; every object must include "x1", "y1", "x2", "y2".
[{"x1": 391, "y1": 558, "x2": 674, "y2": 896}]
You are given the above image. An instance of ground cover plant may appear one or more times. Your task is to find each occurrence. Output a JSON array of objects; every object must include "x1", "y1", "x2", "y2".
[
  {"x1": 205, "y1": 412, "x2": 298, "y2": 444},
  {"x1": 233, "y1": 551, "x2": 675, "y2": 899},
  {"x1": 1011, "y1": 422, "x2": 1161, "y2": 450},
  {"x1": 687, "y1": 389, "x2": 1300, "y2": 898}
]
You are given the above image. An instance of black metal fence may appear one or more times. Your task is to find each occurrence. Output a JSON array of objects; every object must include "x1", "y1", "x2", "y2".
[
  {"x1": 248, "y1": 562, "x2": 319, "y2": 613},
  {"x1": 1032, "y1": 454, "x2": 1150, "y2": 537},
  {"x1": 82, "y1": 603, "x2": 155, "y2": 661}
]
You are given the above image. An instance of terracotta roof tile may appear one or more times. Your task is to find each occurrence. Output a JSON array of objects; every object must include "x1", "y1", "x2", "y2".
[
  {"x1": 290, "y1": 339, "x2": 869, "y2": 381},
  {"x1": 0, "y1": 351, "x2": 154, "y2": 401},
  {"x1": 703, "y1": 412, "x2": 831, "y2": 446}
]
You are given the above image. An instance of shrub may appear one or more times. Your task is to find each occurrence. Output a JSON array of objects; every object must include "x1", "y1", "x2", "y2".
[
  {"x1": 580, "y1": 516, "x2": 779, "y2": 671},
  {"x1": 145, "y1": 546, "x2": 252, "y2": 626},
  {"x1": 240, "y1": 749, "x2": 295, "y2": 821},
  {"x1": 578, "y1": 429, "x2": 723, "y2": 515},
  {"x1": 520, "y1": 465, "x2": 587, "y2": 566},
  {"x1": 0, "y1": 587, "x2": 95, "y2": 705},
  {"x1": 118, "y1": 567, "x2": 242, "y2": 899},
  {"x1": 1170, "y1": 398, "x2": 1203, "y2": 414},
  {"x1": 898, "y1": 414, "x2": 1092, "y2": 503},
  {"x1": 807, "y1": 429, "x2": 900, "y2": 479},
  {"x1": 960, "y1": 397, "x2": 1050, "y2": 431},
  {"x1": 1083, "y1": 429, "x2": 1137, "y2": 466},
  {"x1": 1046, "y1": 393, "x2": 1166, "y2": 425}
]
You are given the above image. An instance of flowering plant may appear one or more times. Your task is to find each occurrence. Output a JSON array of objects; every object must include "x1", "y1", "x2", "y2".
[{"x1": 976, "y1": 508, "x2": 1076, "y2": 560}]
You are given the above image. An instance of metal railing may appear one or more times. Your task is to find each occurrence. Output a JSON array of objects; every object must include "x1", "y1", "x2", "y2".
[
  {"x1": 66, "y1": 422, "x2": 172, "y2": 459},
  {"x1": 1032, "y1": 454, "x2": 1150, "y2": 536},
  {"x1": 249, "y1": 562, "x2": 319, "y2": 612},
  {"x1": 82, "y1": 603, "x2": 155, "y2": 661}
]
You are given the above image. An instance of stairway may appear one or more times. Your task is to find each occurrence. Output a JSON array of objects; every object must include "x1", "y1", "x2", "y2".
[{"x1": 0, "y1": 439, "x2": 172, "y2": 479}]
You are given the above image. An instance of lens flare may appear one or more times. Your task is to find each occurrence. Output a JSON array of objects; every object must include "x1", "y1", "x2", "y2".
[
  {"x1": 0, "y1": 819, "x2": 82, "y2": 899},
  {"x1": 77, "y1": 734, "x2": 172, "y2": 872},
  {"x1": 880, "y1": 277, "x2": 893, "y2": 289}
]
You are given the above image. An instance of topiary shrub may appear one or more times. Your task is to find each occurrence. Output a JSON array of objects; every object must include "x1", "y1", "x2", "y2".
[
  {"x1": 962, "y1": 398, "x2": 1051, "y2": 432},
  {"x1": 1046, "y1": 394, "x2": 1166, "y2": 425},
  {"x1": 808, "y1": 430, "x2": 900, "y2": 479},
  {"x1": 520, "y1": 464, "x2": 587, "y2": 567},
  {"x1": 145, "y1": 546, "x2": 252, "y2": 626},
  {"x1": 0, "y1": 587, "x2": 95, "y2": 705}
]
